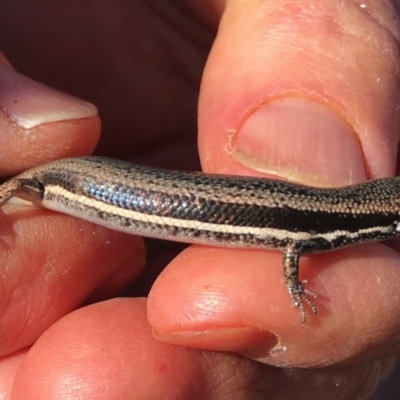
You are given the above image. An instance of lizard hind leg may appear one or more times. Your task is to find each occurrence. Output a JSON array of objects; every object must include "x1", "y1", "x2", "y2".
[{"x1": 282, "y1": 246, "x2": 318, "y2": 323}]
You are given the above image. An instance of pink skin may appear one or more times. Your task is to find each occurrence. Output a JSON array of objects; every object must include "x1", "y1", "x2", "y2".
[{"x1": 0, "y1": 0, "x2": 399, "y2": 398}]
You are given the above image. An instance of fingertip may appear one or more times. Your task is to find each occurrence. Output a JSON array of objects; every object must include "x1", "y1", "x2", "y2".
[
  {"x1": 148, "y1": 244, "x2": 400, "y2": 367},
  {"x1": 148, "y1": 246, "x2": 291, "y2": 350},
  {"x1": 0, "y1": 63, "x2": 100, "y2": 175},
  {"x1": 10, "y1": 299, "x2": 213, "y2": 399},
  {"x1": 199, "y1": 1, "x2": 400, "y2": 182}
]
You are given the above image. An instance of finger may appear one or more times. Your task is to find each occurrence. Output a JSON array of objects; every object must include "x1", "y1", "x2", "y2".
[
  {"x1": 0, "y1": 204, "x2": 145, "y2": 356},
  {"x1": 0, "y1": 3, "x2": 207, "y2": 159},
  {"x1": 0, "y1": 53, "x2": 145, "y2": 355},
  {"x1": 199, "y1": 0, "x2": 400, "y2": 184},
  {"x1": 149, "y1": 0, "x2": 400, "y2": 366},
  {"x1": 0, "y1": 56, "x2": 100, "y2": 175},
  {"x1": 149, "y1": 244, "x2": 400, "y2": 367},
  {"x1": 9, "y1": 298, "x2": 394, "y2": 400}
]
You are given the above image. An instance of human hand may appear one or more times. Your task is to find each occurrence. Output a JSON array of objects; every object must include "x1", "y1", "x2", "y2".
[{"x1": 0, "y1": 1, "x2": 399, "y2": 398}]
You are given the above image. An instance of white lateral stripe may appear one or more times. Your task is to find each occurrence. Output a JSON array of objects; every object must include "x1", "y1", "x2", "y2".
[{"x1": 43, "y1": 185, "x2": 393, "y2": 243}]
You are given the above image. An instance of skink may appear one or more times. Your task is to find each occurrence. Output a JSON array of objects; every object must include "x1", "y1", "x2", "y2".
[{"x1": 1, "y1": 156, "x2": 399, "y2": 322}]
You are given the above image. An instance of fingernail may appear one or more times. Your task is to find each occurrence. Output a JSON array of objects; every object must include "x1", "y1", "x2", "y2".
[
  {"x1": 0, "y1": 65, "x2": 97, "y2": 129},
  {"x1": 232, "y1": 98, "x2": 366, "y2": 186},
  {"x1": 153, "y1": 327, "x2": 277, "y2": 352}
]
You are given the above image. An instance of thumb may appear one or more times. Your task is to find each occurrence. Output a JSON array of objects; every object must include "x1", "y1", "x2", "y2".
[
  {"x1": 198, "y1": 0, "x2": 400, "y2": 186},
  {"x1": 148, "y1": 0, "x2": 400, "y2": 368}
]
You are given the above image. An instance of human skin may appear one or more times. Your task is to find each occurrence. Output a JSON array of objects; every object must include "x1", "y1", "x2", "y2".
[{"x1": 0, "y1": 0, "x2": 399, "y2": 399}]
